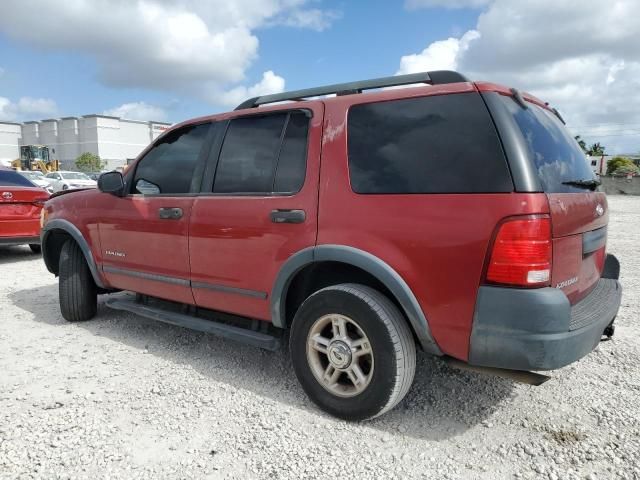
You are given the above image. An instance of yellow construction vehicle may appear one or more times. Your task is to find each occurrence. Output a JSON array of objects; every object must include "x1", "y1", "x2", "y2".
[{"x1": 11, "y1": 145, "x2": 60, "y2": 173}]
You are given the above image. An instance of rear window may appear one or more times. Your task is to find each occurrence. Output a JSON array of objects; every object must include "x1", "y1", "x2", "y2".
[
  {"x1": 0, "y1": 170, "x2": 36, "y2": 187},
  {"x1": 498, "y1": 96, "x2": 596, "y2": 193},
  {"x1": 347, "y1": 92, "x2": 513, "y2": 194}
]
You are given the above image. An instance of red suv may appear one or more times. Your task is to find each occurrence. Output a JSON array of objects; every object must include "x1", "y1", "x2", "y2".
[{"x1": 40, "y1": 71, "x2": 622, "y2": 420}]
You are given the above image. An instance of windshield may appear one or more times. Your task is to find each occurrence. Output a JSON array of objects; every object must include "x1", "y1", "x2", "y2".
[
  {"x1": 499, "y1": 96, "x2": 596, "y2": 193},
  {"x1": 0, "y1": 170, "x2": 37, "y2": 187},
  {"x1": 62, "y1": 172, "x2": 90, "y2": 180}
]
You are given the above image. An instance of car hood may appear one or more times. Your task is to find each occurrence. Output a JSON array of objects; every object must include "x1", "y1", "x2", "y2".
[{"x1": 49, "y1": 187, "x2": 95, "y2": 199}]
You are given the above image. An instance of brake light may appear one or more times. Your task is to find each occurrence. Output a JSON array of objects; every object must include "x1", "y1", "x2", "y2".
[{"x1": 486, "y1": 216, "x2": 552, "y2": 287}]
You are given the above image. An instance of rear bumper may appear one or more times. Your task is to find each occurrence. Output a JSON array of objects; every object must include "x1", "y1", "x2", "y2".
[
  {"x1": 468, "y1": 255, "x2": 622, "y2": 371},
  {"x1": 0, "y1": 235, "x2": 40, "y2": 246}
]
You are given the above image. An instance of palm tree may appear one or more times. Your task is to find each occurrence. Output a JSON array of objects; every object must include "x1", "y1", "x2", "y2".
[
  {"x1": 587, "y1": 142, "x2": 605, "y2": 156},
  {"x1": 574, "y1": 135, "x2": 587, "y2": 152}
]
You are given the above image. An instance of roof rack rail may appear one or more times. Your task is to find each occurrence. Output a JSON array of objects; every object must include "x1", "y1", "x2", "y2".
[{"x1": 234, "y1": 70, "x2": 469, "y2": 110}]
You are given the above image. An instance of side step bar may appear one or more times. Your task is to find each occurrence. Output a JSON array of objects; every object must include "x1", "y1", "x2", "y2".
[{"x1": 105, "y1": 297, "x2": 281, "y2": 351}]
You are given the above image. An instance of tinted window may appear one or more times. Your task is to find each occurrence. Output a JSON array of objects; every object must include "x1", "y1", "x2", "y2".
[
  {"x1": 347, "y1": 93, "x2": 512, "y2": 194},
  {"x1": 0, "y1": 170, "x2": 36, "y2": 187},
  {"x1": 499, "y1": 97, "x2": 596, "y2": 193},
  {"x1": 134, "y1": 123, "x2": 210, "y2": 194},
  {"x1": 274, "y1": 112, "x2": 309, "y2": 193},
  {"x1": 213, "y1": 111, "x2": 309, "y2": 194}
]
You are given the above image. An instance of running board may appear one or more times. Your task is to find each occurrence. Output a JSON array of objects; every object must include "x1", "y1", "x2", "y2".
[
  {"x1": 444, "y1": 357, "x2": 551, "y2": 386},
  {"x1": 105, "y1": 297, "x2": 281, "y2": 351}
]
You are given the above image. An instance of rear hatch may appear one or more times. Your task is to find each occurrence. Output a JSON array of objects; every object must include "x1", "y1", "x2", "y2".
[{"x1": 494, "y1": 93, "x2": 607, "y2": 304}]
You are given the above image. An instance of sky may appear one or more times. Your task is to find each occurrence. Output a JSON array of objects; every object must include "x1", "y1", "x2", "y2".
[{"x1": 0, "y1": 0, "x2": 639, "y2": 154}]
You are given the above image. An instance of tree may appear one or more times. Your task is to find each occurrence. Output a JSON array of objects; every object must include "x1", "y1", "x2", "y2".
[
  {"x1": 606, "y1": 156, "x2": 639, "y2": 176},
  {"x1": 587, "y1": 142, "x2": 605, "y2": 156},
  {"x1": 574, "y1": 135, "x2": 587, "y2": 152},
  {"x1": 75, "y1": 152, "x2": 105, "y2": 172}
]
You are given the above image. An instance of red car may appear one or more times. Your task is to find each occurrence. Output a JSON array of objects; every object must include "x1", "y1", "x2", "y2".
[
  {"x1": 40, "y1": 71, "x2": 622, "y2": 420},
  {"x1": 0, "y1": 169, "x2": 49, "y2": 253}
]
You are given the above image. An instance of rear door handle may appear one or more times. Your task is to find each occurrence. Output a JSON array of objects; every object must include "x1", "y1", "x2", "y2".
[
  {"x1": 270, "y1": 209, "x2": 306, "y2": 224},
  {"x1": 158, "y1": 207, "x2": 183, "y2": 220}
]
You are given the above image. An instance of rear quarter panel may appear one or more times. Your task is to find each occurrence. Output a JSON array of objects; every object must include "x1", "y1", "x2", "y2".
[{"x1": 319, "y1": 89, "x2": 551, "y2": 360}]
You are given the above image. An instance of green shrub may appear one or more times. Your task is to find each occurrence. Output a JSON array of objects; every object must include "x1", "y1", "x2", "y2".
[
  {"x1": 606, "y1": 156, "x2": 638, "y2": 176},
  {"x1": 75, "y1": 152, "x2": 105, "y2": 172}
]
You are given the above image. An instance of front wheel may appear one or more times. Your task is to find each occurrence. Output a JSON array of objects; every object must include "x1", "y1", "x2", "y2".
[
  {"x1": 59, "y1": 240, "x2": 97, "y2": 322},
  {"x1": 290, "y1": 284, "x2": 416, "y2": 421}
]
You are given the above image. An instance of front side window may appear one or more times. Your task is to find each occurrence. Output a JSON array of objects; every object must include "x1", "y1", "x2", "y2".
[
  {"x1": 213, "y1": 111, "x2": 309, "y2": 194},
  {"x1": 133, "y1": 123, "x2": 210, "y2": 194},
  {"x1": 347, "y1": 93, "x2": 512, "y2": 194}
]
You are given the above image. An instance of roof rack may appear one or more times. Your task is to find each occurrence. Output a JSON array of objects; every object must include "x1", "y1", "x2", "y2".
[{"x1": 234, "y1": 70, "x2": 469, "y2": 110}]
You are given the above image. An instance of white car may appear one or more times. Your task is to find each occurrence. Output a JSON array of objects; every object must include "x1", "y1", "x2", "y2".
[
  {"x1": 18, "y1": 170, "x2": 55, "y2": 193},
  {"x1": 45, "y1": 171, "x2": 97, "y2": 193}
]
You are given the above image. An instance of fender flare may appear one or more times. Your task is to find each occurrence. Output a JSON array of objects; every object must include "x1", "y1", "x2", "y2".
[
  {"x1": 271, "y1": 244, "x2": 442, "y2": 355},
  {"x1": 41, "y1": 219, "x2": 107, "y2": 289}
]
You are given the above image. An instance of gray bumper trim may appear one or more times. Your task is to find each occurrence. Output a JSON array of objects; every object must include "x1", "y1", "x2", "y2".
[{"x1": 469, "y1": 278, "x2": 622, "y2": 371}]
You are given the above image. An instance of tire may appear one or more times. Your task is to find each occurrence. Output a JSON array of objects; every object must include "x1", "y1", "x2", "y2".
[
  {"x1": 62, "y1": 184, "x2": 68, "y2": 191},
  {"x1": 59, "y1": 240, "x2": 97, "y2": 322},
  {"x1": 28, "y1": 244, "x2": 41, "y2": 254},
  {"x1": 290, "y1": 283, "x2": 416, "y2": 421}
]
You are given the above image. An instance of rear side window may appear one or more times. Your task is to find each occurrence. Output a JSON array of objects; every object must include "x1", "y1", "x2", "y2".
[
  {"x1": 347, "y1": 93, "x2": 512, "y2": 194},
  {"x1": 133, "y1": 123, "x2": 210, "y2": 194},
  {"x1": 0, "y1": 170, "x2": 36, "y2": 187},
  {"x1": 498, "y1": 97, "x2": 596, "y2": 193},
  {"x1": 213, "y1": 111, "x2": 309, "y2": 194}
]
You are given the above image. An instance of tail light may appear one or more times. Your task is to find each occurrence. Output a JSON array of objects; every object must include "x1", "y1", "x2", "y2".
[{"x1": 485, "y1": 216, "x2": 552, "y2": 287}]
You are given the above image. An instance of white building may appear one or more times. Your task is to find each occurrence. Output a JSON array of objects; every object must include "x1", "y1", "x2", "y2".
[{"x1": 0, "y1": 115, "x2": 171, "y2": 170}]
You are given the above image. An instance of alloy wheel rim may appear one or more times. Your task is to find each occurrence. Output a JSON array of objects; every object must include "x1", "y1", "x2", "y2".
[{"x1": 306, "y1": 314, "x2": 374, "y2": 398}]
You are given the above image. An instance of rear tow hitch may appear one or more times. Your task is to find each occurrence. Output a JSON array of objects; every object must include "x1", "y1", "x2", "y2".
[{"x1": 601, "y1": 322, "x2": 615, "y2": 342}]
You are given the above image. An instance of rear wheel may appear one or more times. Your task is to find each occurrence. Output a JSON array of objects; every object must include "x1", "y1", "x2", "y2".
[
  {"x1": 28, "y1": 244, "x2": 41, "y2": 254},
  {"x1": 59, "y1": 240, "x2": 97, "y2": 322},
  {"x1": 290, "y1": 283, "x2": 416, "y2": 421}
]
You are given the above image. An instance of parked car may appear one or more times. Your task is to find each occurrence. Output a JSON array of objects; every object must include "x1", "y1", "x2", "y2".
[
  {"x1": 44, "y1": 171, "x2": 97, "y2": 192},
  {"x1": 0, "y1": 168, "x2": 49, "y2": 253},
  {"x1": 18, "y1": 170, "x2": 55, "y2": 193},
  {"x1": 40, "y1": 71, "x2": 622, "y2": 420}
]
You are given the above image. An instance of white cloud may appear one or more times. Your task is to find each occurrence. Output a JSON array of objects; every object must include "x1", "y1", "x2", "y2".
[
  {"x1": 104, "y1": 102, "x2": 168, "y2": 122},
  {"x1": 396, "y1": 0, "x2": 640, "y2": 153},
  {"x1": 0, "y1": 67, "x2": 5, "y2": 77},
  {"x1": 397, "y1": 30, "x2": 479, "y2": 74},
  {"x1": 0, "y1": 96, "x2": 57, "y2": 121},
  {"x1": 406, "y1": 0, "x2": 491, "y2": 9},
  {"x1": 0, "y1": 1, "x2": 339, "y2": 105},
  {"x1": 217, "y1": 70, "x2": 286, "y2": 107},
  {"x1": 274, "y1": 8, "x2": 342, "y2": 31}
]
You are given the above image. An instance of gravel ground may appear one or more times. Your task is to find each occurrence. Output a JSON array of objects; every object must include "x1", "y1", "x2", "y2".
[{"x1": 1, "y1": 195, "x2": 639, "y2": 480}]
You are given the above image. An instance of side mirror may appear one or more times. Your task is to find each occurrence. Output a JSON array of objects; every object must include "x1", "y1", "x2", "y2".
[{"x1": 98, "y1": 171, "x2": 125, "y2": 197}]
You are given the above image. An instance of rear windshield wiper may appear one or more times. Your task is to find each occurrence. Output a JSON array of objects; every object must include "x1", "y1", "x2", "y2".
[{"x1": 561, "y1": 179, "x2": 601, "y2": 190}]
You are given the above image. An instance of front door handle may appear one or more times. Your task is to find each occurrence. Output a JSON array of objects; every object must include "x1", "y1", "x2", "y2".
[
  {"x1": 158, "y1": 207, "x2": 183, "y2": 220},
  {"x1": 270, "y1": 209, "x2": 306, "y2": 224}
]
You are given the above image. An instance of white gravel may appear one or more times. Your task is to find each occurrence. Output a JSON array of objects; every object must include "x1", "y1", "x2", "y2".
[{"x1": 1, "y1": 195, "x2": 639, "y2": 480}]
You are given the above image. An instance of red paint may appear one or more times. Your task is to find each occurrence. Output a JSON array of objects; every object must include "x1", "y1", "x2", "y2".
[
  {"x1": 0, "y1": 186, "x2": 48, "y2": 240},
  {"x1": 547, "y1": 193, "x2": 608, "y2": 304},
  {"x1": 188, "y1": 101, "x2": 324, "y2": 320}
]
